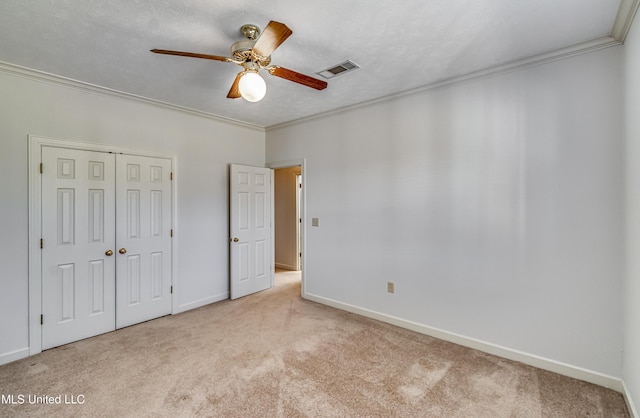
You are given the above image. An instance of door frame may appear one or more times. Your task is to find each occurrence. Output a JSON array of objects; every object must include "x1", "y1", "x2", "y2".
[
  {"x1": 296, "y1": 173, "x2": 302, "y2": 271},
  {"x1": 267, "y1": 159, "x2": 306, "y2": 298},
  {"x1": 28, "y1": 135, "x2": 178, "y2": 355}
]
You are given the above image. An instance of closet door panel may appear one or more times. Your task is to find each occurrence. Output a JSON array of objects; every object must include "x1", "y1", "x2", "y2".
[
  {"x1": 115, "y1": 155, "x2": 172, "y2": 328},
  {"x1": 41, "y1": 147, "x2": 116, "y2": 349}
]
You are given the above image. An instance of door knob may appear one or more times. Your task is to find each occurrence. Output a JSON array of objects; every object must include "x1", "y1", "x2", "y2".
[
  {"x1": 233, "y1": 237, "x2": 239, "y2": 242},
  {"x1": 119, "y1": 248, "x2": 127, "y2": 254},
  {"x1": 105, "y1": 249, "x2": 113, "y2": 256}
]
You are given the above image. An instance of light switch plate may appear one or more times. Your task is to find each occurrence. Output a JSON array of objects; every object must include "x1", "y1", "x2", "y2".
[{"x1": 312, "y1": 218, "x2": 319, "y2": 227}]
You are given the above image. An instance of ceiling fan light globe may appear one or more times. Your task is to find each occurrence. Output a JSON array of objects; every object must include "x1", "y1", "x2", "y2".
[{"x1": 239, "y1": 72, "x2": 267, "y2": 102}]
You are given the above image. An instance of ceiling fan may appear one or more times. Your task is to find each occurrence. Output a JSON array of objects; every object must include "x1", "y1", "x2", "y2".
[{"x1": 151, "y1": 20, "x2": 328, "y2": 102}]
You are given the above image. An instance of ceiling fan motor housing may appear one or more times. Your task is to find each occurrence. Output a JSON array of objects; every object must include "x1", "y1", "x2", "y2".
[
  {"x1": 231, "y1": 39, "x2": 271, "y2": 66},
  {"x1": 231, "y1": 40, "x2": 255, "y2": 59},
  {"x1": 231, "y1": 24, "x2": 273, "y2": 66}
]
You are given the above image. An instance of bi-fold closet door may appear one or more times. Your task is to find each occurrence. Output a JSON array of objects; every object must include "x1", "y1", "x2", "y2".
[{"x1": 41, "y1": 146, "x2": 172, "y2": 350}]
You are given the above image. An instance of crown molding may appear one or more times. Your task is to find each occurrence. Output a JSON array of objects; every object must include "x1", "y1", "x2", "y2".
[
  {"x1": 0, "y1": 61, "x2": 265, "y2": 132},
  {"x1": 612, "y1": 0, "x2": 640, "y2": 42},
  {"x1": 267, "y1": 35, "x2": 622, "y2": 131},
  {"x1": 267, "y1": 0, "x2": 639, "y2": 131}
]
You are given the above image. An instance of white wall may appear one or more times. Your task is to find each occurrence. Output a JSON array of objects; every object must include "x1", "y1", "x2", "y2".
[
  {"x1": 624, "y1": 9, "x2": 640, "y2": 415},
  {"x1": 0, "y1": 66, "x2": 265, "y2": 363},
  {"x1": 267, "y1": 47, "x2": 624, "y2": 379}
]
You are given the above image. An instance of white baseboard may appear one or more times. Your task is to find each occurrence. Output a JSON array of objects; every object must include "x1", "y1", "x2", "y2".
[
  {"x1": 275, "y1": 262, "x2": 297, "y2": 271},
  {"x1": 304, "y1": 292, "x2": 624, "y2": 392},
  {"x1": 175, "y1": 292, "x2": 228, "y2": 314},
  {"x1": 622, "y1": 380, "x2": 639, "y2": 418},
  {"x1": 0, "y1": 347, "x2": 30, "y2": 366}
]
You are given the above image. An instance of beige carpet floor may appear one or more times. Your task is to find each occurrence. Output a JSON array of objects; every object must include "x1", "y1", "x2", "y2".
[{"x1": 0, "y1": 270, "x2": 630, "y2": 417}]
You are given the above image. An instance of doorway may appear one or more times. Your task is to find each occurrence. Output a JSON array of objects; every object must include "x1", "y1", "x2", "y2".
[
  {"x1": 270, "y1": 160, "x2": 306, "y2": 296},
  {"x1": 274, "y1": 166, "x2": 301, "y2": 271}
]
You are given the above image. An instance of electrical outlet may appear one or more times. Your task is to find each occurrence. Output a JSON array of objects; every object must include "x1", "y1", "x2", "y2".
[{"x1": 387, "y1": 281, "x2": 395, "y2": 293}]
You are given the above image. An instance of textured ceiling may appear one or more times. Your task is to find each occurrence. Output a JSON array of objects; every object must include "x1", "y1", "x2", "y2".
[{"x1": 0, "y1": 1, "x2": 632, "y2": 127}]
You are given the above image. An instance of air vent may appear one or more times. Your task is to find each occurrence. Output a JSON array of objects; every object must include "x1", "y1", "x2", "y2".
[{"x1": 317, "y1": 60, "x2": 360, "y2": 79}]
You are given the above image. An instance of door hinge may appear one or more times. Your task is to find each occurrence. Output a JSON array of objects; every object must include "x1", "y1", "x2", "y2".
[
  {"x1": 170, "y1": 229, "x2": 173, "y2": 237},
  {"x1": 299, "y1": 252, "x2": 302, "y2": 258},
  {"x1": 39, "y1": 163, "x2": 43, "y2": 174},
  {"x1": 170, "y1": 285, "x2": 173, "y2": 294},
  {"x1": 40, "y1": 314, "x2": 43, "y2": 325},
  {"x1": 40, "y1": 239, "x2": 43, "y2": 249},
  {"x1": 170, "y1": 172, "x2": 173, "y2": 181}
]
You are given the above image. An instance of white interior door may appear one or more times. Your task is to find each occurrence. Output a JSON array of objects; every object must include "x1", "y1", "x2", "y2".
[
  {"x1": 115, "y1": 154, "x2": 172, "y2": 328},
  {"x1": 41, "y1": 147, "x2": 116, "y2": 349},
  {"x1": 230, "y1": 164, "x2": 272, "y2": 299}
]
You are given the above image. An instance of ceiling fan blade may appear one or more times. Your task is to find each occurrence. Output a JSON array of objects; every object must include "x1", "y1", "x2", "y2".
[
  {"x1": 268, "y1": 66, "x2": 328, "y2": 90},
  {"x1": 227, "y1": 72, "x2": 243, "y2": 99},
  {"x1": 151, "y1": 49, "x2": 229, "y2": 62},
  {"x1": 252, "y1": 21, "x2": 292, "y2": 58}
]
